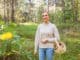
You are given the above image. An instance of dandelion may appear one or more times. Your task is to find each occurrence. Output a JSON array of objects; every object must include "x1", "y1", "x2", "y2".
[{"x1": 0, "y1": 32, "x2": 13, "y2": 40}]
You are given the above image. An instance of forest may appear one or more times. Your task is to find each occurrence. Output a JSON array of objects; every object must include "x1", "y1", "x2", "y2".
[{"x1": 0, "y1": 0, "x2": 80, "y2": 60}]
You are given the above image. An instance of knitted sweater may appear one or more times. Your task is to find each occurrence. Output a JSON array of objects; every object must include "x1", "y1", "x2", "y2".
[{"x1": 34, "y1": 22, "x2": 60, "y2": 52}]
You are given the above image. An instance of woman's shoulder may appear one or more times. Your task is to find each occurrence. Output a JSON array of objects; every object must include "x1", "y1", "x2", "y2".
[
  {"x1": 37, "y1": 23, "x2": 43, "y2": 29},
  {"x1": 38, "y1": 23, "x2": 43, "y2": 27},
  {"x1": 50, "y1": 23, "x2": 56, "y2": 27},
  {"x1": 50, "y1": 23, "x2": 58, "y2": 29}
]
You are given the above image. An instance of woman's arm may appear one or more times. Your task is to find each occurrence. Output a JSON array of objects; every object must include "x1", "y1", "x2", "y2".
[
  {"x1": 34, "y1": 26, "x2": 40, "y2": 54},
  {"x1": 48, "y1": 24, "x2": 60, "y2": 42}
]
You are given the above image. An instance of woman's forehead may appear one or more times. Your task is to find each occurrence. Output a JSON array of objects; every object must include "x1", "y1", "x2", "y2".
[{"x1": 42, "y1": 12, "x2": 48, "y2": 15}]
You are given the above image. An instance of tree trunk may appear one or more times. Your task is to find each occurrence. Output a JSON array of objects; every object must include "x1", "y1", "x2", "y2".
[
  {"x1": 11, "y1": 0, "x2": 15, "y2": 22},
  {"x1": 61, "y1": 0, "x2": 65, "y2": 23},
  {"x1": 47, "y1": 0, "x2": 49, "y2": 13},
  {"x1": 6, "y1": 0, "x2": 10, "y2": 23},
  {"x1": 74, "y1": 0, "x2": 78, "y2": 22},
  {"x1": 72, "y1": 0, "x2": 78, "y2": 22},
  {"x1": 3, "y1": 0, "x2": 7, "y2": 23}
]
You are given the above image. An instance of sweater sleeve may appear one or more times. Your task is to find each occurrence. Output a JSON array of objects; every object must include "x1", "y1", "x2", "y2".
[
  {"x1": 48, "y1": 24, "x2": 60, "y2": 42},
  {"x1": 34, "y1": 26, "x2": 40, "y2": 52}
]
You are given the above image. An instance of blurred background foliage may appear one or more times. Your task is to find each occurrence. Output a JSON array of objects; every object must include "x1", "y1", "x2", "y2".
[{"x1": 0, "y1": 0, "x2": 80, "y2": 60}]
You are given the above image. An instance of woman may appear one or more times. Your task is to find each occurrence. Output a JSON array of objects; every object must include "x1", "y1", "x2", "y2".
[{"x1": 34, "y1": 12, "x2": 60, "y2": 60}]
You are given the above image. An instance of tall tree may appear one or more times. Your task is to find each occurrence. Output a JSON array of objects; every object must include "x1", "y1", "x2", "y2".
[
  {"x1": 61, "y1": 0, "x2": 65, "y2": 22},
  {"x1": 3, "y1": 0, "x2": 6, "y2": 23},
  {"x1": 73, "y1": 0, "x2": 78, "y2": 22},
  {"x1": 11, "y1": 0, "x2": 15, "y2": 22}
]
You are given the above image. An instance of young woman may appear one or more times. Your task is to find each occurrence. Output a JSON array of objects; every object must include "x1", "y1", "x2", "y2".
[{"x1": 34, "y1": 12, "x2": 60, "y2": 60}]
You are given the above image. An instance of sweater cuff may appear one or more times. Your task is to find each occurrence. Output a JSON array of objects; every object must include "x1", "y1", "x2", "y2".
[{"x1": 47, "y1": 38, "x2": 57, "y2": 42}]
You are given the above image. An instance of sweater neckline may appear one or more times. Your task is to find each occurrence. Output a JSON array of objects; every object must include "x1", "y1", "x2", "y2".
[{"x1": 42, "y1": 21, "x2": 51, "y2": 25}]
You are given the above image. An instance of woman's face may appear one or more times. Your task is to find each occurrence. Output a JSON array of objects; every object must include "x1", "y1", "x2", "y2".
[{"x1": 42, "y1": 12, "x2": 49, "y2": 23}]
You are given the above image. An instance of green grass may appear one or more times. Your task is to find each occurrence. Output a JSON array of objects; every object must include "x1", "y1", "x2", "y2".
[
  {"x1": 1, "y1": 22, "x2": 80, "y2": 60},
  {"x1": 16, "y1": 23, "x2": 80, "y2": 60}
]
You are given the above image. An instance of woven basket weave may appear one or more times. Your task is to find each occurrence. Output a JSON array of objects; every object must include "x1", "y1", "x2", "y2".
[{"x1": 54, "y1": 41, "x2": 66, "y2": 54}]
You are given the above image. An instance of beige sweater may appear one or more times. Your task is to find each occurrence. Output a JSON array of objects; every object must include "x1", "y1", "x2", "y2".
[{"x1": 34, "y1": 22, "x2": 60, "y2": 52}]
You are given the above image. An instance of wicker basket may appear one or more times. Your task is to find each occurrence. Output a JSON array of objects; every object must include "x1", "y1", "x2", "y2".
[{"x1": 54, "y1": 41, "x2": 66, "y2": 54}]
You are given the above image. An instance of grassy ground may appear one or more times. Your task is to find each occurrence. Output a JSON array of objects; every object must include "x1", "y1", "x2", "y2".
[
  {"x1": 1, "y1": 22, "x2": 80, "y2": 60},
  {"x1": 17, "y1": 23, "x2": 80, "y2": 60}
]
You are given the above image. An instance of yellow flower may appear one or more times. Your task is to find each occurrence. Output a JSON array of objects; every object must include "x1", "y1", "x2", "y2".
[
  {"x1": 5, "y1": 32, "x2": 13, "y2": 39},
  {"x1": 0, "y1": 34, "x2": 6, "y2": 40},
  {"x1": 0, "y1": 32, "x2": 13, "y2": 40},
  {"x1": 0, "y1": 35, "x2": 2, "y2": 39}
]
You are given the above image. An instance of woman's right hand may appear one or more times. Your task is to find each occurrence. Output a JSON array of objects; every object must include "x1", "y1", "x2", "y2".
[{"x1": 34, "y1": 50, "x2": 37, "y2": 55}]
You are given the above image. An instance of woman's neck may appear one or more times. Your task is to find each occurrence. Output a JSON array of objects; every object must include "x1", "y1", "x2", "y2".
[{"x1": 43, "y1": 21, "x2": 50, "y2": 24}]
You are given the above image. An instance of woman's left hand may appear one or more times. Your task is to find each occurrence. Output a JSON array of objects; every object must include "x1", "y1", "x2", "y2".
[{"x1": 41, "y1": 38, "x2": 48, "y2": 44}]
